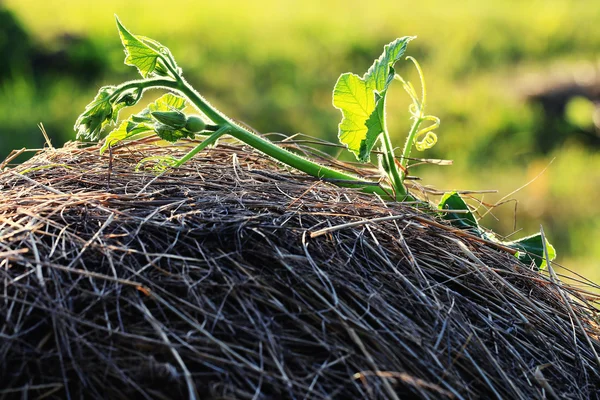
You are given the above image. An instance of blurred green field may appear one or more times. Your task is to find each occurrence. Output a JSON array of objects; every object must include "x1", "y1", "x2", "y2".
[{"x1": 2, "y1": 0, "x2": 599, "y2": 288}]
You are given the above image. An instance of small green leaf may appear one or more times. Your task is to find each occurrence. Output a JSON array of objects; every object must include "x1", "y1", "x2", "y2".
[
  {"x1": 100, "y1": 121, "x2": 128, "y2": 154},
  {"x1": 115, "y1": 16, "x2": 177, "y2": 78},
  {"x1": 75, "y1": 84, "x2": 143, "y2": 141},
  {"x1": 75, "y1": 86, "x2": 116, "y2": 141},
  {"x1": 438, "y1": 191, "x2": 479, "y2": 231},
  {"x1": 135, "y1": 155, "x2": 179, "y2": 172},
  {"x1": 127, "y1": 93, "x2": 187, "y2": 128},
  {"x1": 149, "y1": 93, "x2": 186, "y2": 112},
  {"x1": 333, "y1": 37, "x2": 414, "y2": 161},
  {"x1": 130, "y1": 114, "x2": 150, "y2": 124},
  {"x1": 100, "y1": 93, "x2": 189, "y2": 149},
  {"x1": 506, "y1": 233, "x2": 557, "y2": 270},
  {"x1": 154, "y1": 124, "x2": 195, "y2": 143},
  {"x1": 100, "y1": 121, "x2": 154, "y2": 154}
]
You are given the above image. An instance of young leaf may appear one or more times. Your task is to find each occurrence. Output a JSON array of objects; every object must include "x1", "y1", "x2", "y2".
[
  {"x1": 506, "y1": 233, "x2": 557, "y2": 270},
  {"x1": 110, "y1": 90, "x2": 141, "y2": 124},
  {"x1": 75, "y1": 86, "x2": 116, "y2": 141},
  {"x1": 148, "y1": 93, "x2": 186, "y2": 112},
  {"x1": 99, "y1": 93, "x2": 188, "y2": 151},
  {"x1": 135, "y1": 155, "x2": 179, "y2": 172},
  {"x1": 154, "y1": 124, "x2": 195, "y2": 142},
  {"x1": 333, "y1": 37, "x2": 414, "y2": 162},
  {"x1": 438, "y1": 191, "x2": 480, "y2": 232},
  {"x1": 128, "y1": 93, "x2": 187, "y2": 128},
  {"x1": 100, "y1": 121, "x2": 154, "y2": 154},
  {"x1": 437, "y1": 191, "x2": 557, "y2": 270},
  {"x1": 115, "y1": 16, "x2": 177, "y2": 78},
  {"x1": 75, "y1": 84, "x2": 143, "y2": 141}
]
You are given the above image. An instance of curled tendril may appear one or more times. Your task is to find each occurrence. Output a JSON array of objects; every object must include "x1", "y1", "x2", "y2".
[
  {"x1": 414, "y1": 115, "x2": 440, "y2": 151},
  {"x1": 394, "y1": 56, "x2": 440, "y2": 154}
]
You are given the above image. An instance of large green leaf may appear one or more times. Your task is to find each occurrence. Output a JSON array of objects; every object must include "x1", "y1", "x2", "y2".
[
  {"x1": 115, "y1": 16, "x2": 177, "y2": 78},
  {"x1": 333, "y1": 37, "x2": 413, "y2": 162},
  {"x1": 363, "y1": 90, "x2": 387, "y2": 158},
  {"x1": 506, "y1": 233, "x2": 557, "y2": 270},
  {"x1": 438, "y1": 191, "x2": 480, "y2": 232}
]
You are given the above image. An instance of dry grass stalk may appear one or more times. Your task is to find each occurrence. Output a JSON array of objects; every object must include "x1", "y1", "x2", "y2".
[{"x1": 0, "y1": 139, "x2": 599, "y2": 399}]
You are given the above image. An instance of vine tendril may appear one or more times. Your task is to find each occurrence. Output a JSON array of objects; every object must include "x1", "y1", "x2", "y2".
[{"x1": 414, "y1": 115, "x2": 439, "y2": 151}]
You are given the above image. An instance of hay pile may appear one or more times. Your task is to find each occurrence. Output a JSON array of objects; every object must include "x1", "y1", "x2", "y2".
[{"x1": 1, "y1": 139, "x2": 599, "y2": 400}]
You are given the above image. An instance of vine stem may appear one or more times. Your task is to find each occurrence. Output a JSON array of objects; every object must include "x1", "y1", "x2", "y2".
[
  {"x1": 379, "y1": 95, "x2": 408, "y2": 200},
  {"x1": 110, "y1": 76, "x2": 419, "y2": 203},
  {"x1": 172, "y1": 77, "x2": 418, "y2": 202},
  {"x1": 108, "y1": 78, "x2": 176, "y2": 101},
  {"x1": 173, "y1": 126, "x2": 230, "y2": 167}
]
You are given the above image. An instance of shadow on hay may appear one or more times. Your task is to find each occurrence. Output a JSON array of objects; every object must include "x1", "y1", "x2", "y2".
[{"x1": 0, "y1": 140, "x2": 599, "y2": 399}]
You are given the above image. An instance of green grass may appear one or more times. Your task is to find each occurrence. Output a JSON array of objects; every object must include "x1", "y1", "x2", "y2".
[{"x1": 2, "y1": 0, "x2": 599, "y2": 287}]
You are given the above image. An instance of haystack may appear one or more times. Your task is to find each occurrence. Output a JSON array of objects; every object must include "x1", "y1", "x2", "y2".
[{"x1": 1, "y1": 138, "x2": 599, "y2": 399}]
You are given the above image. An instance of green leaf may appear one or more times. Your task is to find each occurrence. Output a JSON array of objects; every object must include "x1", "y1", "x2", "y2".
[
  {"x1": 127, "y1": 93, "x2": 187, "y2": 129},
  {"x1": 333, "y1": 37, "x2": 414, "y2": 161},
  {"x1": 332, "y1": 73, "x2": 374, "y2": 158},
  {"x1": 506, "y1": 233, "x2": 557, "y2": 270},
  {"x1": 437, "y1": 191, "x2": 557, "y2": 270},
  {"x1": 115, "y1": 16, "x2": 177, "y2": 78},
  {"x1": 75, "y1": 86, "x2": 116, "y2": 141},
  {"x1": 99, "y1": 93, "x2": 188, "y2": 151},
  {"x1": 362, "y1": 91, "x2": 386, "y2": 160},
  {"x1": 148, "y1": 93, "x2": 186, "y2": 112},
  {"x1": 154, "y1": 124, "x2": 195, "y2": 143},
  {"x1": 75, "y1": 84, "x2": 143, "y2": 141},
  {"x1": 438, "y1": 191, "x2": 480, "y2": 231},
  {"x1": 135, "y1": 155, "x2": 179, "y2": 172},
  {"x1": 100, "y1": 121, "x2": 154, "y2": 154}
]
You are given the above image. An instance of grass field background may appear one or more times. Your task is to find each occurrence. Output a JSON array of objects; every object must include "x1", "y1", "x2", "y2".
[{"x1": 2, "y1": 0, "x2": 599, "y2": 288}]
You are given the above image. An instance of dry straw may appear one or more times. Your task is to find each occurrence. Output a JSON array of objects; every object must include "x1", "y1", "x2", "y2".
[{"x1": 1, "y1": 139, "x2": 599, "y2": 399}]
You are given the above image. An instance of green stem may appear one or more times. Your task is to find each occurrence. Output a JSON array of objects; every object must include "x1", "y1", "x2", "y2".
[
  {"x1": 173, "y1": 126, "x2": 229, "y2": 167},
  {"x1": 109, "y1": 78, "x2": 178, "y2": 101},
  {"x1": 159, "y1": 55, "x2": 180, "y2": 80},
  {"x1": 381, "y1": 132, "x2": 407, "y2": 199},
  {"x1": 175, "y1": 78, "x2": 230, "y2": 125},
  {"x1": 379, "y1": 95, "x2": 408, "y2": 200},
  {"x1": 174, "y1": 78, "x2": 415, "y2": 201},
  {"x1": 116, "y1": 76, "x2": 418, "y2": 202}
]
